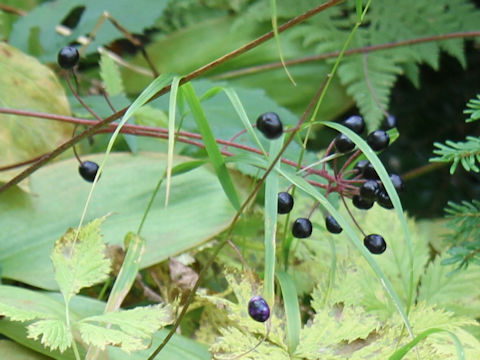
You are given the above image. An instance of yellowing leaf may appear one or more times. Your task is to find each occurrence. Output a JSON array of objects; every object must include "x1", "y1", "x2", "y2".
[
  {"x1": 0, "y1": 42, "x2": 72, "y2": 189},
  {"x1": 51, "y1": 217, "x2": 111, "y2": 303},
  {"x1": 27, "y1": 319, "x2": 72, "y2": 353},
  {"x1": 77, "y1": 304, "x2": 173, "y2": 353}
]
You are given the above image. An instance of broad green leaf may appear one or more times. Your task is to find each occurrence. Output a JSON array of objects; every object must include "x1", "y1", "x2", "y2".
[
  {"x1": 0, "y1": 42, "x2": 72, "y2": 189},
  {"x1": 99, "y1": 50, "x2": 124, "y2": 97},
  {"x1": 183, "y1": 82, "x2": 241, "y2": 210},
  {"x1": 0, "y1": 339, "x2": 51, "y2": 360},
  {"x1": 0, "y1": 287, "x2": 209, "y2": 360},
  {"x1": 51, "y1": 217, "x2": 111, "y2": 303},
  {"x1": 0, "y1": 152, "x2": 237, "y2": 289},
  {"x1": 10, "y1": 0, "x2": 173, "y2": 62},
  {"x1": 27, "y1": 319, "x2": 72, "y2": 353}
]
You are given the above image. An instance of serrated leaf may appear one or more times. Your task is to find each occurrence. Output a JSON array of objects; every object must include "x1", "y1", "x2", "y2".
[
  {"x1": 27, "y1": 319, "x2": 72, "y2": 353},
  {"x1": 78, "y1": 304, "x2": 173, "y2": 352},
  {"x1": 99, "y1": 51, "x2": 124, "y2": 97},
  {"x1": 52, "y1": 217, "x2": 111, "y2": 302},
  {"x1": 0, "y1": 303, "x2": 49, "y2": 322}
]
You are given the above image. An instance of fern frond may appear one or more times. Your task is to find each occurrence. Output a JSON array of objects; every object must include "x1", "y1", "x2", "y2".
[
  {"x1": 464, "y1": 94, "x2": 480, "y2": 123},
  {"x1": 430, "y1": 136, "x2": 480, "y2": 174},
  {"x1": 440, "y1": 200, "x2": 480, "y2": 270}
]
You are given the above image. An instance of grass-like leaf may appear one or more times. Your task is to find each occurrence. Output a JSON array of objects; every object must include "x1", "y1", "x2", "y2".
[
  {"x1": 27, "y1": 319, "x2": 72, "y2": 353},
  {"x1": 389, "y1": 328, "x2": 465, "y2": 360},
  {"x1": 52, "y1": 217, "x2": 111, "y2": 304},
  {"x1": 165, "y1": 76, "x2": 182, "y2": 207},
  {"x1": 277, "y1": 168, "x2": 416, "y2": 342},
  {"x1": 322, "y1": 121, "x2": 415, "y2": 311},
  {"x1": 276, "y1": 271, "x2": 301, "y2": 354},
  {"x1": 263, "y1": 136, "x2": 283, "y2": 306},
  {"x1": 182, "y1": 82, "x2": 241, "y2": 211},
  {"x1": 104, "y1": 233, "x2": 145, "y2": 313}
]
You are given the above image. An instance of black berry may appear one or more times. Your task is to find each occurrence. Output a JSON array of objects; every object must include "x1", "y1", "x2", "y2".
[
  {"x1": 366, "y1": 130, "x2": 390, "y2": 151},
  {"x1": 363, "y1": 234, "x2": 387, "y2": 254},
  {"x1": 342, "y1": 115, "x2": 365, "y2": 134},
  {"x1": 383, "y1": 114, "x2": 397, "y2": 129},
  {"x1": 360, "y1": 180, "x2": 380, "y2": 201},
  {"x1": 334, "y1": 134, "x2": 355, "y2": 153},
  {"x1": 79, "y1": 161, "x2": 99, "y2": 182},
  {"x1": 354, "y1": 160, "x2": 369, "y2": 175},
  {"x1": 292, "y1": 218, "x2": 313, "y2": 238},
  {"x1": 325, "y1": 215, "x2": 342, "y2": 234},
  {"x1": 256, "y1": 112, "x2": 283, "y2": 139},
  {"x1": 389, "y1": 173, "x2": 404, "y2": 192},
  {"x1": 363, "y1": 162, "x2": 379, "y2": 180},
  {"x1": 376, "y1": 189, "x2": 393, "y2": 209},
  {"x1": 352, "y1": 195, "x2": 374, "y2": 210},
  {"x1": 277, "y1": 192, "x2": 294, "y2": 214},
  {"x1": 58, "y1": 46, "x2": 79, "y2": 69},
  {"x1": 248, "y1": 296, "x2": 270, "y2": 322}
]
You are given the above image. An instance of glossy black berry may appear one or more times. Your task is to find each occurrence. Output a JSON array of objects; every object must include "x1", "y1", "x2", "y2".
[
  {"x1": 366, "y1": 130, "x2": 390, "y2": 151},
  {"x1": 364, "y1": 234, "x2": 387, "y2": 254},
  {"x1": 325, "y1": 215, "x2": 342, "y2": 234},
  {"x1": 342, "y1": 115, "x2": 365, "y2": 134},
  {"x1": 292, "y1": 218, "x2": 312, "y2": 238},
  {"x1": 334, "y1": 134, "x2": 355, "y2": 153},
  {"x1": 376, "y1": 189, "x2": 393, "y2": 209},
  {"x1": 352, "y1": 195, "x2": 374, "y2": 210},
  {"x1": 79, "y1": 161, "x2": 99, "y2": 182},
  {"x1": 277, "y1": 192, "x2": 294, "y2": 214},
  {"x1": 354, "y1": 160, "x2": 369, "y2": 175},
  {"x1": 360, "y1": 180, "x2": 380, "y2": 201},
  {"x1": 389, "y1": 173, "x2": 404, "y2": 192},
  {"x1": 363, "y1": 162, "x2": 379, "y2": 180},
  {"x1": 58, "y1": 46, "x2": 79, "y2": 69},
  {"x1": 383, "y1": 114, "x2": 397, "y2": 129},
  {"x1": 256, "y1": 112, "x2": 283, "y2": 139},
  {"x1": 248, "y1": 296, "x2": 270, "y2": 322}
]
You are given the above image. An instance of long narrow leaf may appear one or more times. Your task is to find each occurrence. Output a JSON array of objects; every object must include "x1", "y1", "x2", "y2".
[
  {"x1": 389, "y1": 328, "x2": 465, "y2": 360},
  {"x1": 322, "y1": 121, "x2": 415, "y2": 312},
  {"x1": 182, "y1": 82, "x2": 241, "y2": 211},
  {"x1": 224, "y1": 88, "x2": 266, "y2": 156},
  {"x1": 165, "y1": 76, "x2": 182, "y2": 207},
  {"x1": 277, "y1": 168, "x2": 416, "y2": 342},
  {"x1": 263, "y1": 136, "x2": 283, "y2": 306},
  {"x1": 276, "y1": 271, "x2": 301, "y2": 354}
]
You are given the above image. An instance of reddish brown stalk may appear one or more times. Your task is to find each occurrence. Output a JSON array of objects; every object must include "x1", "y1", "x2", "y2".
[
  {"x1": 0, "y1": 0, "x2": 344, "y2": 194},
  {"x1": 212, "y1": 31, "x2": 480, "y2": 80},
  {"x1": 0, "y1": 4, "x2": 27, "y2": 16}
]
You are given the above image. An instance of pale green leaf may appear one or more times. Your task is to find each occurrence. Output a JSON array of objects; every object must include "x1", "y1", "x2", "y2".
[
  {"x1": 78, "y1": 304, "x2": 173, "y2": 352},
  {"x1": 0, "y1": 339, "x2": 52, "y2": 360},
  {"x1": 51, "y1": 217, "x2": 111, "y2": 302},
  {"x1": 27, "y1": 319, "x2": 72, "y2": 353},
  {"x1": 0, "y1": 303, "x2": 48, "y2": 322},
  {"x1": 99, "y1": 50, "x2": 124, "y2": 97}
]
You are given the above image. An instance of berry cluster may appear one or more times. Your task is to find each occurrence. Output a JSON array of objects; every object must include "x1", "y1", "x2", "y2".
[{"x1": 259, "y1": 112, "x2": 404, "y2": 256}]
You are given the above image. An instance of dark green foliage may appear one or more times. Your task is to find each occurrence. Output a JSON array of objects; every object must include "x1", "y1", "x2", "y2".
[{"x1": 441, "y1": 200, "x2": 480, "y2": 270}]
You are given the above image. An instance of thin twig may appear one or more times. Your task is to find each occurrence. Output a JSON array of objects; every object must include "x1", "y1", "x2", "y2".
[{"x1": 0, "y1": 4, "x2": 27, "y2": 16}]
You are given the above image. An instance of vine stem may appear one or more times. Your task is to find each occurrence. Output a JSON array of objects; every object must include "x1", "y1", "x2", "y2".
[
  {"x1": 212, "y1": 30, "x2": 480, "y2": 80},
  {"x1": 0, "y1": 0, "x2": 343, "y2": 195}
]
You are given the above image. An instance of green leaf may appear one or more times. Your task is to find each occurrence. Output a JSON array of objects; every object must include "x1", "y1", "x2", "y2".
[
  {"x1": 27, "y1": 319, "x2": 72, "y2": 353},
  {"x1": 78, "y1": 305, "x2": 173, "y2": 352},
  {"x1": 104, "y1": 233, "x2": 145, "y2": 312},
  {"x1": 0, "y1": 153, "x2": 237, "y2": 289},
  {"x1": 51, "y1": 217, "x2": 111, "y2": 303},
  {"x1": 276, "y1": 271, "x2": 301, "y2": 354},
  {"x1": 0, "y1": 42, "x2": 72, "y2": 190},
  {"x1": 99, "y1": 50, "x2": 124, "y2": 97},
  {"x1": 0, "y1": 339, "x2": 52, "y2": 360},
  {"x1": 10, "y1": 0, "x2": 173, "y2": 62},
  {"x1": 182, "y1": 82, "x2": 241, "y2": 211}
]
